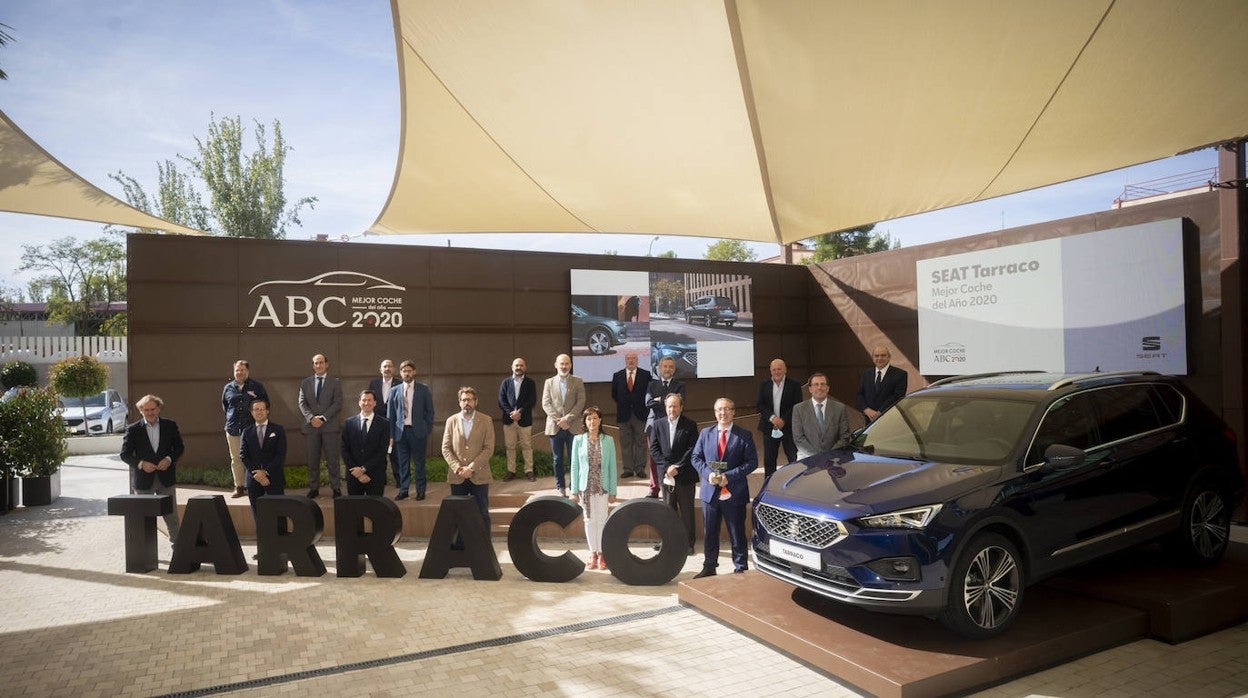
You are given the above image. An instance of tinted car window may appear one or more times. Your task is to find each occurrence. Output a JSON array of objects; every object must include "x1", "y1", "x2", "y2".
[
  {"x1": 1149, "y1": 384, "x2": 1185, "y2": 424},
  {"x1": 1088, "y1": 385, "x2": 1164, "y2": 443},
  {"x1": 863, "y1": 395, "x2": 1036, "y2": 464},
  {"x1": 1027, "y1": 394, "x2": 1099, "y2": 463}
]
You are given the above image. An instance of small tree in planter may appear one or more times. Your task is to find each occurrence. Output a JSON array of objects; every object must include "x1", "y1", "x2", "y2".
[
  {"x1": 1, "y1": 360, "x2": 38, "y2": 389},
  {"x1": 50, "y1": 355, "x2": 109, "y2": 437},
  {"x1": 0, "y1": 387, "x2": 67, "y2": 506}
]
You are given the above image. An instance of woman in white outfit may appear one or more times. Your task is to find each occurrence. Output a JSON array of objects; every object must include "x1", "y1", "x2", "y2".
[{"x1": 570, "y1": 406, "x2": 618, "y2": 570}]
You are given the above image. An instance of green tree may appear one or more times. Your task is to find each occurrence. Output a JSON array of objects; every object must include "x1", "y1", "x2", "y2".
[
  {"x1": 703, "y1": 239, "x2": 757, "y2": 262},
  {"x1": 50, "y1": 355, "x2": 109, "y2": 438},
  {"x1": 20, "y1": 236, "x2": 126, "y2": 336},
  {"x1": 650, "y1": 277, "x2": 684, "y2": 315},
  {"x1": 656, "y1": 250, "x2": 677, "y2": 258},
  {"x1": 110, "y1": 114, "x2": 317, "y2": 239},
  {"x1": 807, "y1": 224, "x2": 899, "y2": 263}
]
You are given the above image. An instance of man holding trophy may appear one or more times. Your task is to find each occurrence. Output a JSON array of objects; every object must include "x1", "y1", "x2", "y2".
[{"x1": 691, "y1": 397, "x2": 758, "y2": 577}]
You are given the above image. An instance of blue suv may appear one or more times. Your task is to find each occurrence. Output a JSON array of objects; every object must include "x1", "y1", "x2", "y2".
[{"x1": 751, "y1": 371, "x2": 1242, "y2": 638}]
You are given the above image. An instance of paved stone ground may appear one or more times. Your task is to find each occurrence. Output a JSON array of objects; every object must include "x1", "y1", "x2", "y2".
[{"x1": 1, "y1": 454, "x2": 1245, "y2": 697}]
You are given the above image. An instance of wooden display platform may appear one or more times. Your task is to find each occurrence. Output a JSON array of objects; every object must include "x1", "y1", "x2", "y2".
[{"x1": 678, "y1": 542, "x2": 1248, "y2": 698}]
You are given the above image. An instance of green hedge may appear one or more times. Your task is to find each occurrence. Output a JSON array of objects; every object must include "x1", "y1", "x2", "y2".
[{"x1": 176, "y1": 447, "x2": 556, "y2": 489}]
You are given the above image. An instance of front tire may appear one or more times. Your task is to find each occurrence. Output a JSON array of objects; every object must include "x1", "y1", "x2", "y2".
[
  {"x1": 586, "y1": 329, "x2": 611, "y2": 355},
  {"x1": 704, "y1": 315, "x2": 713, "y2": 328},
  {"x1": 1168, "y1": 481, "x2": 1231, "y2": 565},
  {"x1": 938, "y1": 533, "x2": 1024, "y2": 639}
]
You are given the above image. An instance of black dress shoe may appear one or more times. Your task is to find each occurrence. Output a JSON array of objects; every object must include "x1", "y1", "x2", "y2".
[
  {"x1": 231, "y1": 487, "x2": 246, "y2": 498},
  {"x1": 395, "y1": 491, "x2": 409, "y2": 501},
  {"x1": 503, "y1": 471, "x2": 516, "y2": 482},
  {"x1": 416, "y1": 492, "x2": 426, "y2": 501},
  {"x1": 525, "y1": 472, "x2": 536, "y2": 482},
  {"x1": 693, "y1": 568, "x2": 716, "y2": 579},
  {"x1": 733, "y1": 568, "x2": 747, "y2": 574},
  {"x1": 306, "y1": 489, "x2": 319, "y2": 499},
  {"x1": 331, "y1": 489, "x2": 342, "y2": 498}
]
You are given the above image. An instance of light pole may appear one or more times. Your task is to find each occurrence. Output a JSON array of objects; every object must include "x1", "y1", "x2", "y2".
[{"x1": 647, "y1": 235, "x2": 660, "y2": 256}]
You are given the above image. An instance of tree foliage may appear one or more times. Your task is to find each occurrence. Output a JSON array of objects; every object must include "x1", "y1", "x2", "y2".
[
  {"x1": 0, "y1": 387, "x2": 66, "y2": 477},
  {"x1": 0, "y1": 23, "x2": 14, "y2": 81},
  {"x1": 1, "y1": 360, "x2": 37, "y2": 389},
  {"x1": 50, "y1": 355, "x2": 109, "y2": 438},
  {"x1": 650, "y1": 277, "x2": 684, "y2": 315},
  {"x1": 703, "y1": 239, "x2": 757, "y2": 262},
  {"x1": 110, "y1": 114, "x2": 317, "y2": 239},
  {"x1": 20, "y1": 236, "x2": 126, "y2": 336},
  {"x1": 806, "y1": 224, "x2": 899, "y2": 263}
]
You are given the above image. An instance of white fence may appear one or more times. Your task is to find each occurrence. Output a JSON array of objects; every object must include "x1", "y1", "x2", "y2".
[{"x1": 0, "y1": 336, "x2": 128, "y2": 363}]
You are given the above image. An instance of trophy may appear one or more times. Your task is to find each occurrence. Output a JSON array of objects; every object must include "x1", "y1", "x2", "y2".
[{"x1": 709, "y1": 460, "x2": 731, "y2": 500}]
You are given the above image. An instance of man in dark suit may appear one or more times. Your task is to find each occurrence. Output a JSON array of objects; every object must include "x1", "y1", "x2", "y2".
[
  {"x1": 240, "y1": 398, "x2": 286, "y2": 514},
  {"x1": 387, "y1": 359, "x2": 435, "y2": 500},
  {"x1": 649, "y1": 393, "x2": 699, "y2": 554},
  {"x1": 792, "y1": 372, "x2": 850, "y2": 460},
  {"x1": 342, "y1": 389, "x2": 391, "y2": 496},
  {"x1": 756, "y1": 358, "x2": 802, "y2": 477},
  {"x1": 644, "y1": 355, "x2": 686, "y2": 495},
  {"x1": 498, "y1": 357, "x2": 537, "y2": 482},
  {"x1": 856, "y1": 345, "x2": 909, "y2": 424},
  {"x1": 691, "y1": 397, "x2": 758, "y2": 576},
  {"x1": 367, "y1": 359, "x2": 400, "y2": 487},
  {"x1": 610, "y1": 351, "x2": 651, "y2": 480},
  {"x1": 298, "y1": 353, "x2": 343, "y2": 498},
  {"x1": 120, "y1": 394, "x2": 186, "y2": 541}
]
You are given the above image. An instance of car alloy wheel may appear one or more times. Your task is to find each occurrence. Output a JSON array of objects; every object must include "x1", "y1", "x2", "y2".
[
  {"x1": 939, "y1": 532, "x2": 1023, "y2": 638},
  {"x1": 703, "y1": 315, "x2": 713, "y2": 328},
  {"x1": 1170, "y1": 481, "x2": 1231, "y2": 565},
  {"x1": 586, "y1": 329, "x2": 611, "y2": 355}
]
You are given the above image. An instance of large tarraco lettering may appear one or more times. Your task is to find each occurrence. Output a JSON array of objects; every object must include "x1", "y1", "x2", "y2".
[{"x1": 109, "y1": 494, "x2": 686, "y2": 586}]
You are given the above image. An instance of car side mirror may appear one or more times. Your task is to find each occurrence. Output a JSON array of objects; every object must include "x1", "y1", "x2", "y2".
[{"x1": 1041, "y1": 444, "x2": 1085, "y2": 471}]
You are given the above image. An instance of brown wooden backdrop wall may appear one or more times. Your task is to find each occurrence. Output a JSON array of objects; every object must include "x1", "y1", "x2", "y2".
[{"x1": 128, "y1": 237, "x2": 813, "y2": 468}]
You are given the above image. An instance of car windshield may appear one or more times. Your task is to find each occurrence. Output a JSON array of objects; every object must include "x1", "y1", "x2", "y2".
[
  {"x1": 62, "y1": 392, "x2": 109, "y2": 408},
  {"x1": 859, "y1": 394, "x2": 1037, "y2": 465}
]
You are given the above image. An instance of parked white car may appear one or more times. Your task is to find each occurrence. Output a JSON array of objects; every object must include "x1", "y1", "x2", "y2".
[{"x1": 58, "y1": 389, "x2": 128, "y2": 435}]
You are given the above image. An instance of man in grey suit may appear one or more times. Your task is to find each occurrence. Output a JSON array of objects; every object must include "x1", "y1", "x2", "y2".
[
  {"x1": 541, "y1": 353, "x2": 585, "y2": 497},
  {"x1": 791, "y1": 372, "x2": 850, "y2": 460},
  {"x1": 297, "y1": 353, "x2": 343, "y2": 498}
]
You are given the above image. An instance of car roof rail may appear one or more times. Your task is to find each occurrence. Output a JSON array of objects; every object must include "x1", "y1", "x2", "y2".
[
  {"x1": 927, "y1": 370, "x2": 1047, "y2": 387},
  {"x1": 1047, "y1": 370, "x2": 1161, "y2": 390}
]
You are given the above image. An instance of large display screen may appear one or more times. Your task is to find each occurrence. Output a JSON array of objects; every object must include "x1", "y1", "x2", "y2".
[
  {"x1": 570, "y1": 269, "x2": 754, "y2": 382},
  {"x1": 916, "y1": 219, "x2": 1187, "y2": 375}
]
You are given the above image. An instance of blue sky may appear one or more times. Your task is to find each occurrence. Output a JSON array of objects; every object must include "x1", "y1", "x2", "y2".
[{"x1": 0, "y1": 0, "x2": 1218, "y2": 288}]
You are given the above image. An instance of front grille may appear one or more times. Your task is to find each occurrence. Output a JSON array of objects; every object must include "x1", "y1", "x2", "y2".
[
  {"x1": 681, "y1": 353, "x2": 697, "y2": 368},
  {"x1": 755, "y1": 502, "x2": 846, "y2": 548}
]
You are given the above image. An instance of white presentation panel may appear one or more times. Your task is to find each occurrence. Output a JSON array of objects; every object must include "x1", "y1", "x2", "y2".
[{"x1": 917, "y1": 219, "x2": 1187, "y2": 375}]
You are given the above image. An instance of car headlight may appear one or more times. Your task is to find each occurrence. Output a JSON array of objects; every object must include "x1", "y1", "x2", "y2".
[{"x1": 856, "y1": 504, "x2": 942, "y2": 529}]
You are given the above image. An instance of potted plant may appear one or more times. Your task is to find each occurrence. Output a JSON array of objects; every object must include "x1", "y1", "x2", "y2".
[
  {"x1": 0, "y1": 387, "x2": 67, "y2": 506},
  {"x1": 50, "y1": 355, "x2": 109, "y2": 438}
]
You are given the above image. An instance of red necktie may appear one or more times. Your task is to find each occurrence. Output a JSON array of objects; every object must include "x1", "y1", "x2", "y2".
[
  {"x1": 627, "y1": 371, "x2": 634, "y2": 391},
  {"x1": 717, "y1": 429, "x2": 727, "y2": 459}
]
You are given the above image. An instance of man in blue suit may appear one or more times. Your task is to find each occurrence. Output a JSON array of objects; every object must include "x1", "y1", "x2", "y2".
[
  {"x1": 610, "y1": 351, "x2": 651, "y2": 480},
  {"x1": 240, "y1": 398, "x2": 286, "y2": 514},
  {"x1": 387, "y1": 359, "x2": 434, "y2": 500},
  {"x1": 120, "y1": 394, "x2": 186, "y2": 541},
  {"x1": 691, "y1": 397, "x2": 758, "y2": 577},
  {"x1": 498, "y1": 357, "x2": 537, "y2": 482},
  {"x1": 342, "y1": 389, "x2": 391, "y2": 496}
]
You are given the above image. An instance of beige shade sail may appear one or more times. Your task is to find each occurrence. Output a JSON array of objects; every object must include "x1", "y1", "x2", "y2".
[
  {"x1": 0, "y1": 109, "x2": 205, "y2": 236},
  {"x1": 373, "y1": 0, "x2": 1248, "y2": 243}
]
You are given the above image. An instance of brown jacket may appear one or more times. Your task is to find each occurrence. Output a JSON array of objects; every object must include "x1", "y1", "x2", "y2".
[{"x1": 442, "y1": 412, "x2": 495, "y2": 485}]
